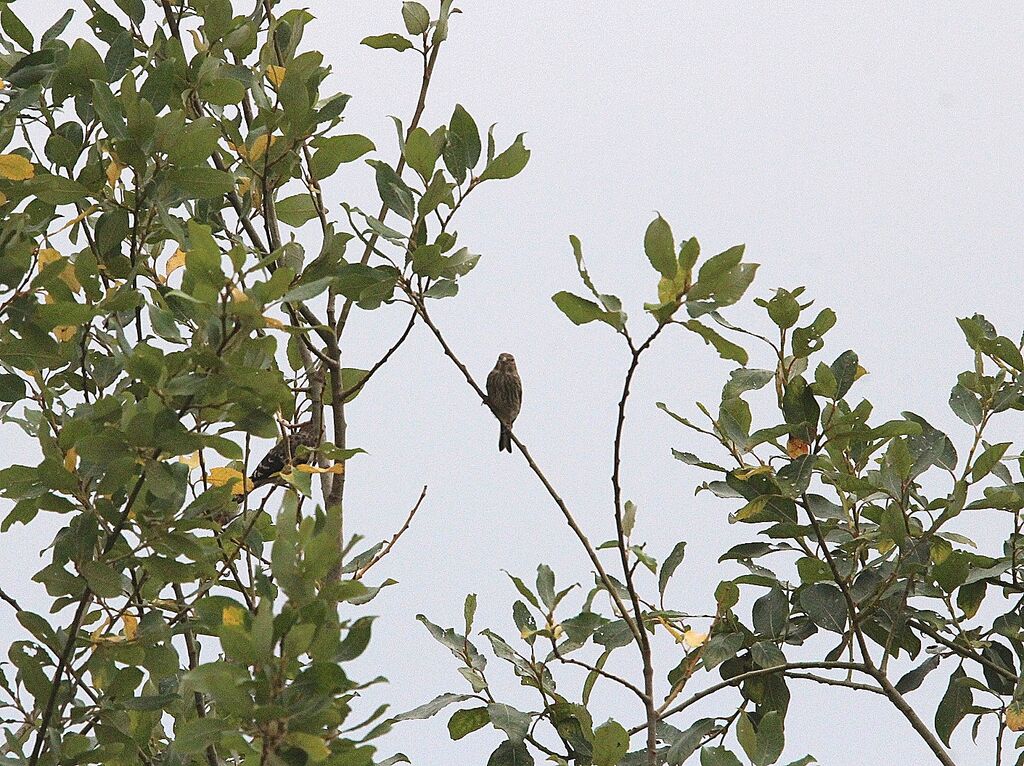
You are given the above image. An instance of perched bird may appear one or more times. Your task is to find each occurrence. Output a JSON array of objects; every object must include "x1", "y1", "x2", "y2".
[
  {"x1": 248, "y1": 419, "x2": 322, "y2": 488},
  {"x1": 486, "y1": 353, "x2": 522, "y2": 453}
]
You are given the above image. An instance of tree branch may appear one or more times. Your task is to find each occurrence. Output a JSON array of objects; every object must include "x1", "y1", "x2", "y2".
[
  {"x1": 409, "y1": 290, "x2": 643, "y2": 642},
  {"x1": 354, "y1": 485, "x2": 428, "y2": 580}
]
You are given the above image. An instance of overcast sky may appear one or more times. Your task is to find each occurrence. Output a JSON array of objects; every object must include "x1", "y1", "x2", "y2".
[{"x1": 5, "y1": 3, "x2": 1024, "y2": 765}]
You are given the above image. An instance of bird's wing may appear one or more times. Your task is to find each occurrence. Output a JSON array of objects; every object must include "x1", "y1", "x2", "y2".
[
  {"x1": 486, "y1": 367, "x2": 500, "y2": 401},
  {"x1": 508, "y1": 374, "x2": 522, "y2": 420},
  {"x1": 250, "y1": 437, "x2": 289, "y2": 485}
]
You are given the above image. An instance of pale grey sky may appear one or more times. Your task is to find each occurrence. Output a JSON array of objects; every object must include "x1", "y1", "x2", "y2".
[{"x1": 4, "y1": 3, "x2": 1024, "y2": 765}]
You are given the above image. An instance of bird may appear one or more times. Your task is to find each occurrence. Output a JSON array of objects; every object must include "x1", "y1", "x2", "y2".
[
  {"x1": 248, "y1": 419, "x2": 322, "y2": 489},
  {"x1": 486, "y1": 353, "x2": 522, "y2": 453}
]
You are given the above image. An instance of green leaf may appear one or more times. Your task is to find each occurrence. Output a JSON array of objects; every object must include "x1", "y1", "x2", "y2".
[
  {"x1": 274, "y1": 194, "x2": 318, "y2": 227},
  {"x1": 393, "y1": 693, "x2": 474, "y2": 722},
  {"x1": 479, "y1": 133, "x2": 530, "y2": 181},
  {"x1": 894, "y1": 656, "x2": 941, "y2": 694},
  {"x1": 799, "y1": 583, "x2": 847, "y2": 633},
  {"x1": 593, "y1": 720, "x2": 629, "y2": 766},
  {"x1": 419, "y1": 170, "x2": 455, "y2": 216},
  {"x1": 446, "y1": 104, "x2": 481, "y2": 178},
  {"x1": 644, "y1": 215, "x2": 677, "y2": 278},
  {"x1": 752, "y1": 588, "x2": 789, "y2": 639},
  {"x1": 488, "y1": 703, "x2": 531, "y2": 743},
  {"x1": 552, "y1": 291, "x2": 623, "y2": 330},
  {"x1": 486, "y1": 740, "x2": 534, "y2": 766},
  {"x1": 1, "y1": 6, "x2": 34, "y2": 50},
  {"x1": 684, "y1": 320, "x2": 748, "y2": 365},
  {"x1": 0, "y1": 373, "x2": 26, "y2": 402},
  {"x1": 163, "y1": 168, "x2": 234, "y2": 199},
  {"x1": 830, "y1": 350, "x2": 859, "y2": 399},
  {"x1": 949, "y1": 383, "x2": 983, "y2": 426},
  {"x1": 536, "y1": 564, "x2": 555, "y2": 609},
  {"x1": 754, "y1": 711, "x2": 785, "y2": 766},
  {"x1": 665, "y1": 718, "x2": 716, "y2": 765},
  {"x1": 658, "y1": 541, "x2": 687, "y2": 600},
  {"x1": 935, "y1": 667, "x2": 972, "y2": 746},
  {"x1": 80, "y1": 560, "x2": 124, "y2": 598},
  {"x1": 791, "y1": 308, "x2": 836, "y2": 357},
  {"x1": 448, "y1": 707, "x2": 489, "y2": 740},
  {"x1": 361, "y1": 33, "x2": 413, "y2": 51},
  {"x1": 402, "y1": 2, "x2": 431, "y2": 35},
  {"x1": 701, "y1": 747, "x2": 744, "y2": 766},
  {"x1": 283, "y1": 733, "x2": 330, "y2": 762},
  {"x1": 767, "y1": 289, "x2": 800, "y2": 329},
  {"x1": 723, "y1": 368, "x2": 774, "y2": 400},
  {"x1": 464, "y1": 592, "x2": 477, "y2": 635},
  {"x1": 972, "y1": 442, "x2": 1010, "y2": 482},
  {"x1": 368, "y1": 160, "x2": 415, "y2": 221},
  {"x1": 404, "y1": 127, "x2": 439, "y2": 179},
  {"x1": 310, "y1": 134, "x2": 375, "y2": 180}
]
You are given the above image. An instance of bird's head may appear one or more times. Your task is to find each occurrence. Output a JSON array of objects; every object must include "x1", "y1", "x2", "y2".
[{"x1": 497, "y1": 352, "x2": 517, "y2": 371}]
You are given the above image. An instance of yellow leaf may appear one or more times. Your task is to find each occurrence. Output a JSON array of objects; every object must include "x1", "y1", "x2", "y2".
[
  {"x1": 734, "y1": 464, "x2": 774, "y2": 480},
  {"x1": 263, "y1": 315, "x2": 284, "y2": 329},
  {"x1": 90, "y1": 618, "x2": 110, "y2": 646},
  {"x1": 656, "y1": 615, "x2": 684, "y2": 642},
  {"x1": 53, "y1": 204, "x2": 97, "y2": 234},
  {"x1": 786, "y1": 436, "x2": 810, "y2": 459},
  {"x1": 208, "y1": 466, "x2": 252, "y2": 495},
  {"x1": 38, "y1": 248, "x2": 61, "y2": 268},
  {"x1": 295, "y1": 463, "x2": 345, "y2": 475},
  {"x1": 54, "y1": 325, "x2": 76, "y2": 342},
  {"x1": 38, "y1": 248, "x2": 83, "y2": 293},
  {"x1": 249, "y1": 133, "x2": 276, "y2": 162},
  {"x1": 0, "y1": 153, "x2": 35, "y2": 181},
  {"x1": 122, "y1": 613, "x2": 138, "y2": 641},
  {"x1": 266, "y1": 65, "x2": 286, "y2": 87},
  {"x1": 854, "y1": 365, "x2": 869, "y2": 381},
  {"x1": 60, "y1": 265, "x2": 82, "y2": 293},
  {"x1": 188, "y1": 28, "x2": 208, "y2": 52},
  {"x1": 236, "y1": 176, "x2": 252, "y2": 197},
  {"x1": 683, "y1": 630, "x2": 708, "y2": 649},
  {"x1": 231, "y1": 286, "x2": 249, "y2": 303},
  {"x1": 222, "y1": 605, "x2": 245, "y2": 627},
  {"x1": 165, "y1": 249, "x2": 187, "y2": 278},
  {"x1": 64, "y1": 447, "x2": 78, "y2": 473},
  {"x1": 1007, "y1": 702, "x2": 1024, "y2": 732},
  {"x1": 106, "y1": 158, "x2": 126, "y2": 187},
  {"x1": 179, "y1": 452, "x2": 201, "y2": 470},
  {"x1": 0, "y1": 191, "x2": 7, "y2": 205}
]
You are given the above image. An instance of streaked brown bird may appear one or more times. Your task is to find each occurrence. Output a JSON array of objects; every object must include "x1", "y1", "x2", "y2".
[
  {"x1": 486, "y1": 353, "x2": 522, "y2": 453},
  {"x1": 248, "y1": 420, "x2": 322, "y2": 488}
]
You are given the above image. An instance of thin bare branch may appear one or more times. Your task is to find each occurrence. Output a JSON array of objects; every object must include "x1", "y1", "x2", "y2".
[{"x1": 355, "y1": 486, "x2": 428, "y2": 580}]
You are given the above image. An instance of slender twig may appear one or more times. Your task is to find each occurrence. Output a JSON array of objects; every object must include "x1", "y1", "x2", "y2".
[
  {"x1": 337, "y1": 309, "x2": 417, "y2": 402},
  {"x1": 0, "y1": 587, "x2": 22, "y2": 612},
  {"x1": 909, "y1": 618, "x2": 1016, "y2": 681},
  {"x1": 548, "y1": 638, "x2": 647, "y2": 702},
  {"x1": 610, "y1": 325, "x2": 667, "y2": 763},
  {"x1": 634, "y1": 661, "x2": 871, "y2": 734},
  {"x1": 173, "y1": 583, "x2": 219, "y2": 766},
  {"x1": 783, "y1": 671, "x2": 884, "y2": 695},
  {"x1": 354, "y1": 486, "x2": 428, "y2": 580}
]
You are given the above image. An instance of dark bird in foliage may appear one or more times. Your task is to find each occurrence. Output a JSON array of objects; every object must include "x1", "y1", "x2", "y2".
[
  {"x1": 248, "y1": 420, "x2": 322, "y2": 488},
  {"x1": 486, "y1": 353, "x2": 522, "y2": 453}
]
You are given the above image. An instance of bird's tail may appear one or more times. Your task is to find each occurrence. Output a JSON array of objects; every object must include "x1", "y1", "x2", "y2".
[{"x1": 499, "y1": 424, "x2": 512, "y2": 453}]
